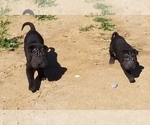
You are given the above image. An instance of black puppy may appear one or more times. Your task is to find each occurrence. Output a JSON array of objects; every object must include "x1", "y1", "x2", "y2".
[
  {"x1": 22, "y1": 22, "x2": 48, "y2": 92},
  {"x1": 109, "y1": 32, "x2": 138, "y2": 83}
]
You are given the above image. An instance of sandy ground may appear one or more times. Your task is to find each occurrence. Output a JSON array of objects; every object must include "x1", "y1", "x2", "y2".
[
  {"x1": 1, "y1": 1, "x2": 150, "y2": 123},
  {"x1": 0, "y1": 15, "x2": 150, "y2": 111}
]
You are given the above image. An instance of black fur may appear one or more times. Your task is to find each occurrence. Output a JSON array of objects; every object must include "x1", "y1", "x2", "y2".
[
  {"x1": 22, "y1": 22, "x2": 48, "y2": 92},
  {"x1": 109, "y1": 32, "x2": 138, "y2": 83}
]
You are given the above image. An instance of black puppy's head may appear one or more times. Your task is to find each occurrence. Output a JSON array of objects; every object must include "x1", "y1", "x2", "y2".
[
  {"x1": 28, "y1": 44, "x2": 48, "y2": 69},
  {"x1": 121, "y1": 49, "x2": 138, "y2": 70}
]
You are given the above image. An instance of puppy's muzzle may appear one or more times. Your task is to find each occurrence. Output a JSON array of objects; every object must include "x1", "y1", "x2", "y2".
[
  {"x1": 122, "y1": 57, "x2": 137, "y2": 70},
  {"x1": 31, "y1": 48, "x2": 48, "y2": 69}
]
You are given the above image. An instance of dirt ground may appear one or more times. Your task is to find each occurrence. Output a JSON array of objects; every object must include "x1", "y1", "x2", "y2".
[{"x1": 0, "y1": 15, "x2": 150, "y2": 110}]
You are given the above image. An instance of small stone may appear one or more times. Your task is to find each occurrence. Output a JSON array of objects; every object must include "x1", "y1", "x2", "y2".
[
  {"x1": 75, "y1": 75, "x2": 80, "y2": 78},
  {"x1": 111, "y1": 83, "x2": 118, "y2": 88}
]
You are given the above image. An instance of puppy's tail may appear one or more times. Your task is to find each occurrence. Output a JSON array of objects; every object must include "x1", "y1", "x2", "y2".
[
  {"x1": 22, "y1": 9, "x2": 34, "y2": 15},
  {"x1": 111, "y1": 32, "x2": 119, "y2": 40},
  {"x1": 21, "y1": 22, "x2": 35, "y2": 31}
]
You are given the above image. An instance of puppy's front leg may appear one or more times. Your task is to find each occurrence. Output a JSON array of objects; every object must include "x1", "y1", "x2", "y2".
[
  {"x1": 109, "y1": 48, "x2": 115, "y2": 64},
  {"x1": 26, "y1": 67, "x2": 36, "y2": 92},
  {"x1": 120, "y1": 64, "x2": 135, "y2": 83}
]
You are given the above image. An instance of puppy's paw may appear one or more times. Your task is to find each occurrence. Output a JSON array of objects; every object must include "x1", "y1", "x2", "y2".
[
  {"x1": 129, "y1": 78, "x2": 135, "y2": 83},
  {"x1": 29, "y1": 86, "x2": 36, "y2": 93},
  {"x1": 109, "y1": 59, "x2": 115, "y2": 64}
]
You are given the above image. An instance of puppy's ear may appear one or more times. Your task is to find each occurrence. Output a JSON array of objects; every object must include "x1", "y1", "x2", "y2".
[
  {"x1": 133, "y1": 49, "x2": 138, "y2": 55},
  {"x1": 43, "y1": 45, "x2": 48, "y2": 52}
]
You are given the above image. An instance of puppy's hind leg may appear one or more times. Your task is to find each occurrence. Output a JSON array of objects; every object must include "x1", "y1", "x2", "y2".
[{"x1": 109, "y1": 47, "x2": 115, "y2": 64}]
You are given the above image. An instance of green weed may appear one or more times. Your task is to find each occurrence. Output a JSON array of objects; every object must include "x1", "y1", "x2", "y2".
[
  {"x1": 35, "y1": 15, "x2": 57, "y2": 21},
  {"x1": 0, "y1": 18, "x2": 22, "y2": 50},
  {"x1": 79, "y1": 24, "x2": 94, "y2": 32},
  {"x1": 0, "y1": 6, "x2": 11, "y2": 15},
  {"x1": 0, "y1": 38, "x2": 22, "y2": 51},
  {"x1": 94, "y1": 17, "x2": 115, "y2": 31}
]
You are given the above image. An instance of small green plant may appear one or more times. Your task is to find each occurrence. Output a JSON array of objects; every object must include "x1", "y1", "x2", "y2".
[
  {"x1": 94, "y1": 17, "x2": 115, "y2": 31},
  {"x1": 93, "y1": 3, "x2": 115, "y2": 15},
  {"x1": 34, "y1": 0, "x2": 57, "y2": 7},
  {"x1": 0, "y1": 38, "x2": 22, "y2": 51},
  {"x1": 0, "y1": 18, "x2": 22, "y2": 50},
  {"x1": 79, "y1": 24, "x2": 94, "y2": 32},
  {"x1": 35, "y1": 15, "x2": 57, "y2": 21},
  {"x1": 0, "y1": 6, "x2": 11, "y2": 15}
]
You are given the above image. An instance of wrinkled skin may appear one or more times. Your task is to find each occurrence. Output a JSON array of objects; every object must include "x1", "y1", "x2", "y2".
[
  {"x1": 121, "y1": 50, "x2": 137, "y2": 70},
  {"x1": 30, "y1": 45, "x2": 48, "y2": 69}
]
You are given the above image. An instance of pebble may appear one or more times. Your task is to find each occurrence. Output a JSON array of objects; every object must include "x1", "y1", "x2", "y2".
[
  {"x1": 75, "y1": 74, "x2": 80, "y2": 78},
  {"x1": 111, "y1": 83, "x2": 118, "y2": 88}
]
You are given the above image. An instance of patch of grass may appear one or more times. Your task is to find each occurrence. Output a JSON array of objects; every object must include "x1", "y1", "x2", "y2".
[
  {"x1": 94, "y1": 17, "x2": 115, "y2": 31},
  {"x1": 93, "y1": 3, "x2": 115, "y2": 15},
  {"x1": 0, "y1": 18, "x2": 22, "y2": 50},
  {"x1": 35, "y1": 15, "x2": 57, "y2": 21},
  {"x1": 0, "y1": 6, "x2": 11, "y2": 15},
  {"x1": 79, "y1": 24, "x2": 94, "y2": 32},
  {"x1": 34, "y1": 0, "x2": 57, "y2": 7},
  {"x1": 0, "y1": 38, "x2": 22, "y2": 51}
]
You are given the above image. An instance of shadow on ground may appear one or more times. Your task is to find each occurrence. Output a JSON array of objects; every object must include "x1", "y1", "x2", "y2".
[
  {"x1": 131, "y1": 61, "x2": 144, "y2": 78},
  {"x1": 34, "y1": 47, "x2": 67, "y2": 92},
  {"x1": 45, "y1": 47, "x2": 67, "y2": 81}
]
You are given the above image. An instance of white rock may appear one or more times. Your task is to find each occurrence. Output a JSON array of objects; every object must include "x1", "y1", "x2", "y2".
[
  {"x1": 111, "y1": 83, "x2": 118, "y2": 88},
  {"x1": 75, "y1": 75, "x2": 80, "y2": 78}
]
